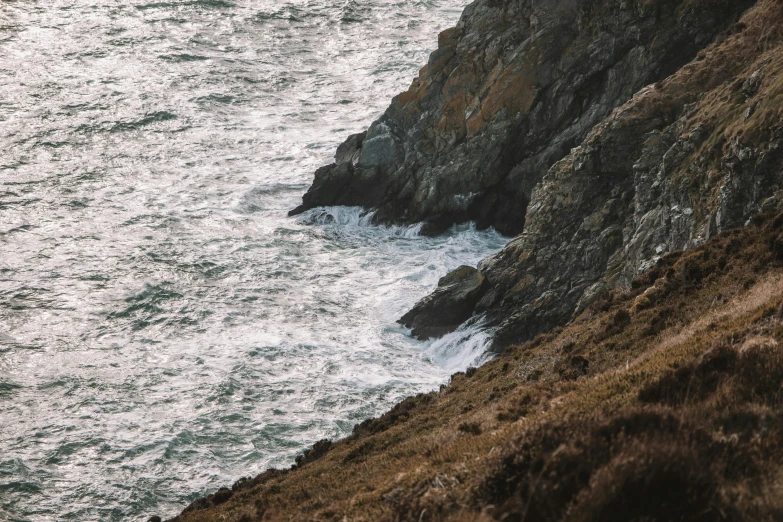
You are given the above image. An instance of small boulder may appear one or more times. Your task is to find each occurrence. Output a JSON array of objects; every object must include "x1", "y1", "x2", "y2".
[{"x1": 399, "y1": 266, "x2": 488, "y2": 339}]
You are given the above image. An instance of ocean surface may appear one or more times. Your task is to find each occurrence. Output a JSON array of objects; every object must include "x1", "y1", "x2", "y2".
[{"x1": 0, "y1": 1, "x2": 508, "y2": 519}]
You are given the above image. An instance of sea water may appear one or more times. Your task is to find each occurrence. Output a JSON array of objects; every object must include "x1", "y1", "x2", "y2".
[{"x1": 0, "y1": 1, "x2": 507, "y2": 519}]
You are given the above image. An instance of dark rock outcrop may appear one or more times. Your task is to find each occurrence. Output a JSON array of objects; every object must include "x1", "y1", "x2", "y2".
[
  {"x1": 463, "y1": 0, "x2": 783, "y2": 348},
  {"x1": 399, "y1": 266, "x2": 488, "y2": 339},
  {"x1": 292, "y1": 0, "x2": 755, "y2": 237}
]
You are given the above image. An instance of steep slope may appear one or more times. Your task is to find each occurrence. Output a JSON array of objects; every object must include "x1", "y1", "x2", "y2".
[
  {"x1": 402, "y1": 0, "x2": 783, "y2": 345},
  {"x1": 169, "y1": 212, "x2": 783, "y2": 522},
  {"x1": 290, "y1": 0, "x2": 754, "y2": 237}
]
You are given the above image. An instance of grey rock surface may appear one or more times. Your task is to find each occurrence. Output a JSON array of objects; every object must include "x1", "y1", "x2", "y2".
[
  {"x1": 292, "y1": 0, "x2": 754, "y2": 237},
  {"x1": 399, "y1": 266, "x2": 488, "y2": 340}
]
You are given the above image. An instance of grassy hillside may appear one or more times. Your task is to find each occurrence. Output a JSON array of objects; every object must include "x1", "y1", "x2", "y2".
[{"x1": 171, "y1": 211, "x2": 783, "y2": 521}]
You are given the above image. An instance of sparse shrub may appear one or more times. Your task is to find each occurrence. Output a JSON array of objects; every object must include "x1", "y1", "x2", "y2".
[
  {"x1": 640, "y1": 334, "x2": 783, "y2": 407},
  {"x1": 352, "y1": 393, "x2": 434, "y2": 437},
  {"x1": 482, "y1": 405, "x2": 775, "y2": 522},
  {"x1": 676, "y1": 251, "x2": 709, "y2": 284},
  {"x1": 639, "y1": 341, "x2": 738, "y2": 405},
  {"x1": 497, "y1": 392, "x2": 535, "y2": 422},
  {"x1": 611, "y1": 309, "x2": 631, "y2": 328},
  {"x1": 458, "y1": 422, "x2": 482, "y2": 435},
  {"x1": 556, "y1": 355, "x2": 590, "y2": 381},
  {"x1": 566, "y1": 439, "x2": 731, "y2": 522},
  {"x1": 295, "y1": 439, "x2": 333, "y2": 468},
  {"x1": 771, "y1": 232, "x2": 783, "y2": 263},
  {"x1": 632, "y1": 292, "x2": 653, "y2": 312}
]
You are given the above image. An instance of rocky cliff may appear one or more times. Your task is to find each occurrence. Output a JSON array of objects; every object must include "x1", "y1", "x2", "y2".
[
  {"x1": 412, "y1": 0, "x2": 783, "y2": 348},
  {"x1": 291, "y1": 0, "x2": 783, "y2": 347},
  {"x1": 382, "y1": 0, "x2": 783, "y2": 348},
  {"x1": 291, "y1": 0, "x2": 754, "y2": 237}
]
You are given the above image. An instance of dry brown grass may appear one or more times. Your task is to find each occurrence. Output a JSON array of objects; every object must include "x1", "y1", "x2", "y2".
[{"x1": 168, "y1": 208, "x2": 783, "y2": 521}]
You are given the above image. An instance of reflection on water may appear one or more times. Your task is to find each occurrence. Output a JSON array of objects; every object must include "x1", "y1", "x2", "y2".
[{"x1": 0, "y1": 1, "x2": 506, "y2": 519}]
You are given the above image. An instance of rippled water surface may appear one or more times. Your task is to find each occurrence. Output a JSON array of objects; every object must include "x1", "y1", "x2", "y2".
[{"x1": 0, "y1": 1, "x2": 507, "y2": 519}]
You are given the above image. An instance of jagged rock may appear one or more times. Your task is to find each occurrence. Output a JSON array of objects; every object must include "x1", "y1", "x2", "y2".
[
  {"x1": 292, "y1": 0, "x2": 755, "y2": 237},
  {"x1": 466, "y1": 1, "x2": 783, "y2": 348},
  {"x1": 399, "y1": 266, "x2": 488, "y2": 339}
]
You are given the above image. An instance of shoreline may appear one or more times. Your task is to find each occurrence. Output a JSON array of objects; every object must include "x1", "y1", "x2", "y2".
[{"x1": 165, "y1": 0, "x2": 783, "y2": 519}]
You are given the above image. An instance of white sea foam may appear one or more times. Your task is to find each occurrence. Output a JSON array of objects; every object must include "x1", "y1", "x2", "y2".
[
  {"x1": 423, "y1": 317, "x2": 496, "y2": 372},
  {"x1": 297, "y1": 206, "x2": 424, "y2": 237}
]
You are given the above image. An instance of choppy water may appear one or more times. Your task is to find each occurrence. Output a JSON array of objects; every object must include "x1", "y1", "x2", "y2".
[{"x1": 0, "y1": 1, "x2": 506, "y2": 520}]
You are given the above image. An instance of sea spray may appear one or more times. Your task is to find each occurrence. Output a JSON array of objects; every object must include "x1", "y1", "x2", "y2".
[{"x1": 423, "y1": 317, "x2": 496, "y2": 372}]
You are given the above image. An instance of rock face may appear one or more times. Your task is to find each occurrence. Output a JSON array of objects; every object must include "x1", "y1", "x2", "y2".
[
  {"x1": 420, "y1": 0, "x2": 783, "y2": 348},
  {"x1": 292, "y1": 0, "x2": 755, "y2": 236}
]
